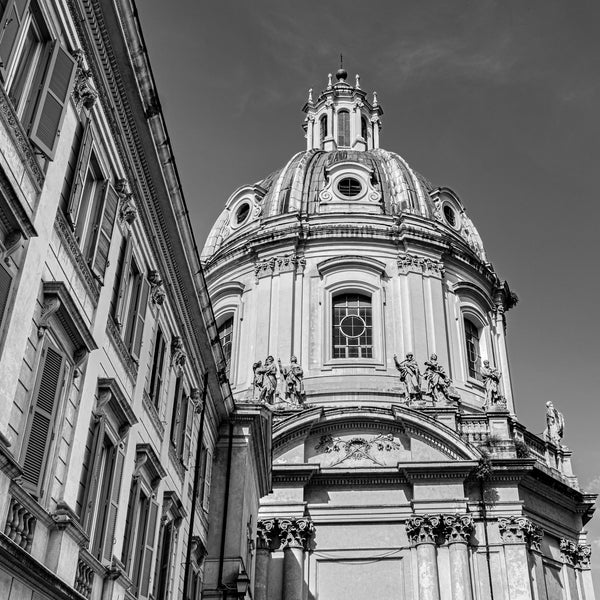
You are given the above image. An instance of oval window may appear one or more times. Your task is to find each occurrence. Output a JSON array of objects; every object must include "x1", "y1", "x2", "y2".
[
  {"x1": 235, "y1": 202, "x2": 251, "y2": 225},
  {"x1": 443, "y1": 204, "x2": 457, "y2": 228},
  {"x1": 337, "y1": 177, "x2": 362, "y2": 198}
]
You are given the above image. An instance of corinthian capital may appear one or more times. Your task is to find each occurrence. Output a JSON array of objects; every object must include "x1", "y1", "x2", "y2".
[
  {"x1": 256, "y1": 518, "x2": 279, "y2": 551},
  {"x1": 443, "y1": 514, "x2": 474, "y2": 544},
  {"x1": 406, "y1": 515, "x2": 442, "y2": 545},
  {"x1": 278, "y1": 517, "x2": 315, "y2": 551},
  {"x1": 577, "y1": 544, "x2": 592, "y2": 569},
  {"x1": 498, "y1": 516, "x2": 542, "y2": 550}
]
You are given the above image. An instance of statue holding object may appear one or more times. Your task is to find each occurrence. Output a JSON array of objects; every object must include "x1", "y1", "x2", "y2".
[
  {"x1": 481, "y1": 359, "x2": 502, "y2": 407},
  {"x1": 394, "y1": 353, "x2": 422, "y2": 401},
  {"x1": 544, "y1": 401, "x2": 564, "y2": 445},
  {"x1": 252, "y1": 356, "x2": 278, "y2": 404},
  {"x1": 423, "y1": 353, "x2": 452, "y2": 403},
  {"x1": 278, "y1": 356, "x2": 305, "y2": 405}
]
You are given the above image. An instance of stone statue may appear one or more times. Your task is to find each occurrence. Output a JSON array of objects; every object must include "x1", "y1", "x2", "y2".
[
  {"x1": 278, "y1": 356, "x2": 305, "y2": 405},
  {"x1": 545, "y1": 401, "x2": 564, "y2": 445},
  {"x1": 423, "y1": 354, "x2": 451, "y2": 403},
  {"x1": 252, "y1": 356, "x2": 278, "y2": 404},
  {"x1": 481, "y1": 360, "x2": 501, "y2": 407},
  {"x1": 393, "y1": 353, "x2": 422, "y2": 400}
]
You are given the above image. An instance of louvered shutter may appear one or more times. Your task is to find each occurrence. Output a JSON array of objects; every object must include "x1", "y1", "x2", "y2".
[
  {"x1": 122, "y1": 479, "x2": 140, "y2": 572},
  {"x1": 66, "y1": 122, "x2": 94, "y2": 228},
  {"x1": 182, "y1": 395, "x2": 192, "y2": 466},
  {"x1": 0, "y1": 0, "x2": 30, "y2": 80},
  {"x1": 130, "y1": 278, "x2": 149, "y2": 360},
  {"x1": 169, "y1": 376, "x2": 182, "y2": 446},
  {"x1": 202, "y1": 448, "x2": 212, "y2": 512},
  {"x1": 102, "y1": 445, "x2": 125, "y2": 562},
  {"x1": 81, "y1": 415, "x2": 105, "y2": 533},
  {"x1": 140, "y1": 499, "x2": 159, "y2": 598},
  {"x1": 92, "y1": 183, "x2": 118, "y2": 280},
  {"x1": 0, "y1": 264, "x2": 13, "y2": 328},
  {"x1": 114, "y1": 235, "x2": 133, "y2": 327},
  {"x1": 29, "y1": 42, "x2": 76, "y2": 159},
  {"x1": 22, "y1": 344, "x2": 65, "y2": 497}
]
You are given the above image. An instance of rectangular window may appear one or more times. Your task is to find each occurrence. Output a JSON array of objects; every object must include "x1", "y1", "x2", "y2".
[
  {"x1": 464, "y1": 318, "x2": 482, "y2": 380},
  {"x1": 153, "y1": 520, "x2": 173, "y2": 599},
  {"x1": 217, "y1": 317, "x2": 233, "y2": 376},
  {"x1": 122, "y1": 257, "x2": 149, "y2": 360},
  {"x1": 0, "y1": 0, "x2": 76, "y2": 158},
  {"x1": 148, "y1": 326, "x2": 167, "y2": 407},
  {"x1": 332, "y1": 293, "x2": 373, "y2": 359}
]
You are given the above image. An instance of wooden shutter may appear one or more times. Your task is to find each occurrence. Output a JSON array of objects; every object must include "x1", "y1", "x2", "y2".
[
  {"x1": 182, "y1": 395, "x2": 192, "y2": 466},
  {"x1": 80, "y1": 415, "x2": 105, "y2": 533},
  {"x1": 114, "y1": 235, "x2": 133, "y2": 327},
  {"x1": 0, "y1": 264, "x2": 13, "y2": 328},
  {"x1": 140, "y1": 498, "x2": 159, "y2": 598},
  {"x1": 169, "y1": 376, "x2": 182, "y2": 446},
  {"x1": 0, "y1": 0, "x2": 30, "y2": 79},
  {"x1": 92, "y1": 183, "x2": 118, "y2": 280},
  {"x1": 66, "y1": 122, "x2": 94, "y2": 228},
  {"x1": 102, "y1": 445, "x2": 125, "y2": 562},
  {"x1": 22, "y1": 343, "x2": 65, "y2": 496},
  {"x1": 29, "y1": 41, "x2": 76, "y2": 159},
  {"x1": 130, "y1": 278, "x2": 149, "y2": 360},
  {"x1": 122, "y1": 478, "x2": 140, "y2": 572},
  {"x1": 202, "y1": 448, "x2": 212, "y2": 512}
]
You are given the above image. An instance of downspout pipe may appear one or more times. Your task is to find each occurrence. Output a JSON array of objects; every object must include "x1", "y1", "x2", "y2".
[
  {"x1": 218, "y1": 418, "x2": 235, "y2": 596},
  {"x1": 183, "y1": 372, "x2": 209, "y2": 600}
]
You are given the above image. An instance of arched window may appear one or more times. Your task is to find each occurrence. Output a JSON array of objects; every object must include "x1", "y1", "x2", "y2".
[
  {"x1": 361, "y1": 116, "x2": 368, "y2": 141},
  {"x1": 332, "y1": 294, "x2": 372, "y2": 358},
  {"x1": 464, "y1": 318, "x2": 481, "y2": 379},
  {"x1": 337, "y1": 110, "x2": 350, "y2": 147},
  {"x1": 320, "y1": 115, "x2": 328, "y2": 148},
  {"x1": 217, "y1": 317, "x2": 234, "y2": 375}
]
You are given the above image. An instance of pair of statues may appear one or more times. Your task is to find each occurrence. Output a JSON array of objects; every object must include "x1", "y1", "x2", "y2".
[
  {"x1": 252, "y1": 356, "x2": 305, "y2": 406},
  {"x1": 393, "y1": 353, "x2": 453, "y2": 403}
]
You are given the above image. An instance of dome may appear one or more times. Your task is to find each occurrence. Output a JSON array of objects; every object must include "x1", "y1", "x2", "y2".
[{"x1": 202, "y1": 147, "x2": 486, "y2": 264}]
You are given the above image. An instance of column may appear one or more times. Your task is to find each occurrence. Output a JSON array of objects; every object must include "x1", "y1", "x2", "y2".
[
  {"x1": 575, "y1": 545, "x2": 595, "y2": 600},
  {"x1": 498, "y1": 516, "x2": 535, "y2": 600},
  {"x1": 443, "y1": 514, "x2": 474, "y2": 600},
  {"x1": 279, "y1": 518, "x2": 315, "y2": 600},
  {"x1": 527, "y1": 525, "x2": 545, "y2": 600},
  {"x1": 255, "y1": 519, "x2": 278, "y2": 600},
  {"x1": 406, "y1": 515, "x2": 442, "y2": 600}
]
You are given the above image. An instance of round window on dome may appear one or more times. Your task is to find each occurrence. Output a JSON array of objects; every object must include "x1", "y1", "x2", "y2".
[
  {"x1": 443, "y1": 204, "x2": 458, "y2": 228},
  {"x1": 337, "y1": 177, "x2": 362, "y2": 198},
  {"x1": 235, "y1": 202, "x2": 251, "y2": 225}
]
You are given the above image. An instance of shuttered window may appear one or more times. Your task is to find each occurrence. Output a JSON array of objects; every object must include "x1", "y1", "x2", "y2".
[
  {"x1": 0, "y1": 0, "x2": 29, "y2": 81},
  {"x1": 202, "y1": 447, "x2": 212, "y2": 512},
  {"x1": 337, "y1": 110, "x2": 350, "y2": 147},
  {"x1": 123, "y1": 258, "x2": 149, "y2": 360},
  {"x1": 148, "y1": 327, "x2": 166, "y2": 407},
  {"x1": 154, "y1": 520, "x2": 173, "y2": 599},
  {"x1": 67, "y1": 123, "x2": 94, "y2": 229},
  {"x1": 113, "y1": 235, "x2": 133, "y2": 327},
  {"x1": 91, "y1": 183, "x2": 118, "y2": 280},
  {"x1": 169, "y1": 375, "x2": 183, "y2": 448},
  {"x1": 0, "y1": 264, "x2": 14, "y2": 333},
  {"x1": 29, "y1": 41, "x2": 76, "y2": 158},
  {"x1": 21, "y1": 341, "x2": 66, "y2": 497}
]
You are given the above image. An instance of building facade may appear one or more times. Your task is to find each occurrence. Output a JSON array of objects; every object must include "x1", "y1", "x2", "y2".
[
  {"x1": 0, "y1": 1, "x2": 270, "y2": 599},
  {"x1": 201, "y1": 69, "x2": 597, "y2": 600}
]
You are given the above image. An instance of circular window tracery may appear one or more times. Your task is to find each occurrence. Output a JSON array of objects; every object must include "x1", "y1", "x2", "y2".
[
  {"x1": 235, "y1": 202, "x2": 251, "y2": 225},
  {"x1": 339, "y1": 314, "x2": 366, "y2": 338},
  {"x1": 337, "y1": 177, "x2": 362, "y2": 198}
]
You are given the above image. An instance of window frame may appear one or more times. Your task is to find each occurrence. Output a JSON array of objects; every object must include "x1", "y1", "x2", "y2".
[
  {"x1": 337, "y1": 109, "x2": 350, "y2": 147},
  {"x1": 331, "y1": 292, "x2": 373, "y2": 359},
  {"x1": 459, "y1": 307, "x2": 494, "y2": 387}
]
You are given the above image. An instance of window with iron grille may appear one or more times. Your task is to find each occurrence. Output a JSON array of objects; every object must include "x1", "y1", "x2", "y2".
[
  {"x1": 332, "y1": 294, "x2": 372, "y2": 359},
  {"x1": 464, "y1": 318, "x2": 481, "y2": 380}
]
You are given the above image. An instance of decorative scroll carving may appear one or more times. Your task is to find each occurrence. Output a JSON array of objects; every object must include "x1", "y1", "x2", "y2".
[
  {"x1": 147, "y1": 269, "x2": 166, "y2": 305},
  {"x1": 314, "y1": 433, "x2": 403, "y2": 467},
  {"x1": 190, "y1": 536, "x2": 208, "y2": 566},
  {"x1": 257, "y1": 518, "x2": 279, "y2": 550},
  {"x1": 72, "y1": 50, "x2": 98, "y2": 111},
  {"x1": 3, "y1": 229, "x2": 23, "y2": 260},
  {"x1": 443, "y1": 514, "x2": 474, "y2": 544},
  {"x1": 528, "y1": 524, "x2": 544, "y2": 553},
  {"x1": 171, "y1": 336, "x2": 186, "y2": 371},
  {"x1": 278, "y1": 517, "x2": 315, "y2": 551},
  {"x1": 498, "y1": 516, "x2": 543, "y2": 550},
  {"x1": 116, "y1": 178, "x2": 137, "y2": 224},
  {"x1": 406, "y1": 515, "x2": 442, "y2": 545},
  {"x1": 397, "y1": 253, "x2": 444, "y2": 276},
  {"x1": 37, "y1": 296, "x2": 62, "y2": 338},
  {"x1": 254, "y1": 254, "x2": 306, "y2": 281},
  {"x1": 577, "y1": 544, "x2": 592, "y2": 569},
  {"x1": 561, "y1": 538, "x2": 579, "y2": 564}
]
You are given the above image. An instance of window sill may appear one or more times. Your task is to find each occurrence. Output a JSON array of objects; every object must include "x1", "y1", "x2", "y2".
[
  {"x1": 106, "y1": 317, "x2": 138, "y2": 380},
  {"x1": 322, "y1": 357, "x2": 385, "y2": 370},
  {"x1": 168, "y1": 443, "x2": 185, "y2": 481},
  {"x1": 465, "y1": 376, "x2": 485, "y2": 391},
  {"x1": 142, "y1": 390, "x2": 164, "y2": 438}
]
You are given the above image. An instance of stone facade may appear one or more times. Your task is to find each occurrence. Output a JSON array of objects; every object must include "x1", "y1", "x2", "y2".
[
  {"x1": 0, "y1": 1, "x2": 269, "y2": 600},
  {"x1": 201, "y1": 70, "x2": 597, "y2": 600}
]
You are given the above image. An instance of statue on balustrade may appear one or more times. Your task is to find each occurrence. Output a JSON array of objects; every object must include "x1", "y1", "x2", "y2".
[
  {"x1": 544, "y1": 401, "x2": 564, "y2": 445},
  {"x1": 423, "y1": 354, "x2": 452, "y2": 403},
  {"x1": 481, "y1": 360, "x2": 502, "y2": 407},
  {"x1": 252, "y1": 356, "x2": 278, "y2": 404},
  {"x1": 394, "y1": 353, "x2": 422, "y2": 401},
  {"x1": 278, "y1": 356, "x2": 305, "y2": 405}
]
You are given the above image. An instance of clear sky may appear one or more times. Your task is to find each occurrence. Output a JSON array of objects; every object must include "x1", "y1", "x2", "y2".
[{"x1": 137, "y1": 0, "x2": 600, "y2": 585}]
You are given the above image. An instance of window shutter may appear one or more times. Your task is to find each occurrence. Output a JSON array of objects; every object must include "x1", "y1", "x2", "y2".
[
  {"x1": 170, "y1": 376, "x2": 182, "y2": 446},
  {"x1": 182, "y1": 396, "x2": 192, "y2": 466},
  {"x1": 22, "y1": 344, "x2": 65, "y2": 496},
  {"x1": 114, "y1": 235, "x2": 133, "y2": 327},
  {"x1": 29, "y1": 42, "x2": 76, "y2": 159},
  {"x1": 81, "y1": 415, "x2": 105, "y2": 533},
  {"x1": 140, "y1": 499, "x2": 159, "y2": 598},
  {"x1": 0, "y1": 263, "x2": 13, "y2": 328},
  {"x1": 130, "y1": 278, "x2": 149, "y2": 360},
  {"x1": 202, "y1": 448, "x2": 212, "y2": 512},
  {"x1": 103, "y1": 445, "x2": 125, "y2": 562},
  {"x1": 66, "y1": 122, "x2": 94, "y2": 228},
  {"x1": 122, "y1": 478, "x2": 140, "y2": 572},
  {"x1": 0, "y1": 0, "x2": 29, "y2": 80},
  {"x1": 92, "y1": 183, "x2": 118, "y2": 280}
]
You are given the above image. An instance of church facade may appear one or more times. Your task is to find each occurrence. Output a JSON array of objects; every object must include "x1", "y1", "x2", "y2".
[{"x1": 201, "y1": 69, "x2": 597, "y2": 600}]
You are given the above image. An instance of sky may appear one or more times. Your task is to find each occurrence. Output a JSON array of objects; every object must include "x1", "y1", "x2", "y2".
[{"x1": 137, "y1": 0, "x2": 600, "y2": 586}]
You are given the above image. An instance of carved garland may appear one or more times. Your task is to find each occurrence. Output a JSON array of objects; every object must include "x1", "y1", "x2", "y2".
[{"x1": 498, "y1": 516, "x2": 544, "y2": 552}]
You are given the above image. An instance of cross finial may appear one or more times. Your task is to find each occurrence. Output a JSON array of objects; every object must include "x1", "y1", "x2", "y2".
[{"x1": 340, "y1": 53, "x2": 343, "y2": 69}]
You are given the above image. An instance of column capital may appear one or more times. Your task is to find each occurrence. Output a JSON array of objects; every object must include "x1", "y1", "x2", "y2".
[
  {"x1": 498, "y1": 516, "x2": 543, "y2": 551},
  {"x1": 279, "y1": 517, "x2": 315, "y2": 551},
  {"x1": 443, "y1": 514, "x2": 474, "y2": 544},
  {"x1": 406, "y1": 515, "x2": 442, "y2": 545},
  {"x1": 576, "y1": 544, "x2": 592, "y2": 569},
  {"x1": 561, "y1": 539, "x2": 591, "y2": 569},
  {"x1": 257, "y1": 518, "x2": 279, "y2": 551}
]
